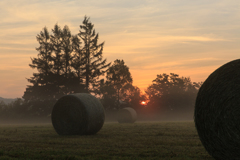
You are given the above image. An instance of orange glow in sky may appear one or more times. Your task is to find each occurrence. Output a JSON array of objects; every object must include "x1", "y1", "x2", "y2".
[
  {"x1": 0, "y1": 0, "x2": 240, "y2": 98},
  {"x1": 141, "y1": 101, "x2": 146, "y2": 105}
]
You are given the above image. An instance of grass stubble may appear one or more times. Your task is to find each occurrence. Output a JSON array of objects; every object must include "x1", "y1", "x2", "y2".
[{"x1": 0, "y1": 121, "x2": 213, "y2": 160}]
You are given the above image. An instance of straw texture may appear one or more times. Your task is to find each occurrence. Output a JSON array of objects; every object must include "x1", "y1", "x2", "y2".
[
  {"x1": 194, "y1": 59, "x2": 240, "y2": 160},
  {"x1": 51, "y1": 93, "x2": 105, "y2": 135}
]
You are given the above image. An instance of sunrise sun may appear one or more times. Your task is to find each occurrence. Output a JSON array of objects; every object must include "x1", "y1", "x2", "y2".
[{"x1": 141, "y1": 101, "x2": 146, "y2": 105}]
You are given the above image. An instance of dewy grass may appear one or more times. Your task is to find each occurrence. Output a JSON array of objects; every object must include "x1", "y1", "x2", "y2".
[{"x1": 0, "y1": 122, "x2": 213, "y2": 160}]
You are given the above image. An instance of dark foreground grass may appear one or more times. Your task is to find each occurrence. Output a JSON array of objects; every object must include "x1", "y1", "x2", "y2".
[{"x1": 0, "y1": 121, "x2": 213, "y2": 160}]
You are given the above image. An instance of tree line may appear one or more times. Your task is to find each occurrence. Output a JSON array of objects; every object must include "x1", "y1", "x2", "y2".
[{"x1": 0, "y1": 16, "x2": 202, "y2": 120}]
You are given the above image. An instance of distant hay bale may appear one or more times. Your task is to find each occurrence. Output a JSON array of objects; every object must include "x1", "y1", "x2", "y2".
[
  {"x1": 51, "y1": 93, "x2": 105, "y2": 135},
  {"x1": 117, "y1": 107, "x2": 137, "y2": 123},
  {"x1": 194, "y1": 59, "x2": 240, "y2": 159}
]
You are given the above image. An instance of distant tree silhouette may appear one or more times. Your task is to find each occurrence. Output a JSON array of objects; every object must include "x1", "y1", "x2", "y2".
[
  {"x1": 145, "y1": 73, "x2": 202, "y2": 114},
  {"x1": 106, "y1": 59, "x2": 132, "y2": 108},
  {"x1": 79, "y1": 16, "x2": 111, "y2": 92},
  {"x1": 98, "y1": 59, "x2": 145, "y2": 110},
  {"x1": 121, "y1": 84, "x2": 146, "y2": 110},
  {"x1": 98, "y1": 79, "x2": 117, "y2": 110},
  {"x1": 0, "y1": 101, "x2": 7, "y2": 115}
]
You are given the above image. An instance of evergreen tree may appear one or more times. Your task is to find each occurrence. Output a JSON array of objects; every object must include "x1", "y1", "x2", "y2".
[
  {"x1": 23, "y1": 17, "x2": 110, "y2": 116},
  {"x1": 50, "y1": 24, "x2": 65, "y2": 98},
  {"x1": 23, "y1": 27, "x2": 56, "y2": 101},
  {"x1": 62, "y1": 25, "x2": 73, "y2": 75},
  {"x1": 71, "y1": 35, "x2": 85, "y2": 93},
  {"x1": 78, "y1": 16, "x2": 111, "y2": 92},
  {"x1": 61, "y1": 25, "x2": 77, "y2": 94}
]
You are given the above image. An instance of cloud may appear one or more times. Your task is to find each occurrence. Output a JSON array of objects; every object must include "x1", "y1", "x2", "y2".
[
  {"x1": 0, "y1": 0, "x2": 240, "y2": 97},
  {"x1": 135, "y1": 57, "x2": 225, "y2": 70},
  {"x1": 159, "y1": 36, "x2": 226, "y2": 42}
]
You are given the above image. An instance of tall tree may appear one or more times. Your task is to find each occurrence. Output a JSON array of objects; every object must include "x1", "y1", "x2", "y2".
[
  {"x1": 62, "y1": 25, "x2": 73, "y2": 76},
  {"x1": 71, "y1": 35, "x2": 85, "y2": 93},
  {"x1": 61, "y1": 25, "x2": 78, "y2": 94},
  {"x1": 105, "y1": 59, "x2": 133, "y2": 108},
  {"x1": 78, "y1": 16, "x2": 111, "y2": 92},
  {"x1": 23, "y1": 17, "x2": 110, "y2": 116},
  {"x1": 50, "y1": 24, "x2": 65, "y2": 98},
  {"x1": 23, "y1": 27, "x2": 56, "y2": 101}
]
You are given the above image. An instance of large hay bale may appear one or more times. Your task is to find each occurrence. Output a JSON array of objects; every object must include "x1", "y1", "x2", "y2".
[
  {"x1": 51, "y1": 93, "x2": 105, "y2": 135},
  {"x1": 117, "y1": 107, "x2": 137, "y2": 123},
  {"x1": 194, "y1": 59, "x2": 240, "y2": 159}
]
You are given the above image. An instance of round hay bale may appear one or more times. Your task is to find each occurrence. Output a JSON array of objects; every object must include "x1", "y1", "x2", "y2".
[
  {"x1": 51, "y1": 93, "x2": 105, "y2": 135},
  {"x1": 194, "y1": 59, "x2": 240, "y2": 159},
  {"x1": 117, "y1": 107, "x2": 137, "y2": 123}
]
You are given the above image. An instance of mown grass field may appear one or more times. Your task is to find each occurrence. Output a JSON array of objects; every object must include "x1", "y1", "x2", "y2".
[{"x1": 0, "y1": 121, "x2": 213, "y2": 160}]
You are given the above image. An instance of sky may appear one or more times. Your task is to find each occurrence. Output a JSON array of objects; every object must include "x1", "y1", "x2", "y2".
[{"x1": 0, "y1": 0, "x2": 240, "y2": 98}]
